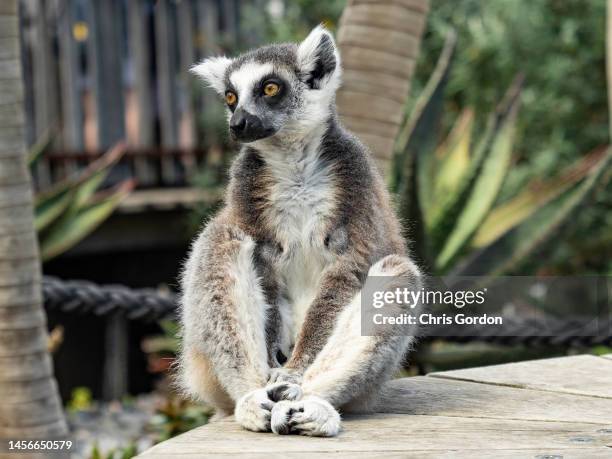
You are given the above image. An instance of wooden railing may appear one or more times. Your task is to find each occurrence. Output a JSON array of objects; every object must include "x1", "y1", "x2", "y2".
[{"x1": 18, "y1": 0, "x2": 257, "y2": 189}]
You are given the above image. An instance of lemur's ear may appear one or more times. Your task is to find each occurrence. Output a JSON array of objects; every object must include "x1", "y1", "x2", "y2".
[
  {"x1": 191, "y1": 56, "x2": 233, "y2": 94},
  {"x1": 297, "y1": 25, "x2": 341, "y2": 90}
]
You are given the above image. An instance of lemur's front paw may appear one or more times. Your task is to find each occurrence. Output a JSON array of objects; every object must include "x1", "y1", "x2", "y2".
[
  {"x1": 268, "y1": 367, "x2": 303, "y2": 385},
  {"x1": 266, "y1": 381, "x2": 303, "y2": 402},
  {"x1": 235, "y1": 382, "x2": 302, "y2": 432},
  {"x1": 234, "y1": 388, "x2": 274, "y2": 432},
  {"x1": 270, "y1": 396, "x2": 341, "y2": 437}
]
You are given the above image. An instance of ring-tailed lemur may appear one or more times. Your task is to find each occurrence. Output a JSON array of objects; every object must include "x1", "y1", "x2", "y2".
[{"x1": 179, "y1": 26, "x2": 422, "y2": 437}]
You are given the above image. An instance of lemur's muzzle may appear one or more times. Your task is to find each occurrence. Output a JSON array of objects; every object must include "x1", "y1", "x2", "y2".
[{"x1": 230, "y1": 108, "x2": 275, "y2": 142}]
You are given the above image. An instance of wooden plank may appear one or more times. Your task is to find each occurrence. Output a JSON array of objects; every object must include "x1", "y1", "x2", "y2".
[
  {"x1": 102, "y1": 313, "x2": 128, "y2": 400},
  {"x1": 127, "y1": 0, "x2": 156, "y2": 185},
  {"x1": 118, "y1": 187, "x2": 223, "y2": 213},
  {"x1": 177, "y1": 0, "x2": 196, "y2": 150},
  {"x1": 196, "y1": 0, "x2": 221, "y2": 148},
  {"x1": 25, "y1": 0, "x2": 57, "y2": 187},
  {"x1": 138, "y1": 414, "x2": 612, "y2": 457},
  {"x1": 17, "y1": 3, "x2": 36, "y2": 148},
  {"x1": 138, "y1": 450, "x2": 612, "y2": 459},
  {"x1": 86, "y1": 0, "x2": 125, "y2": 149},
  {"x1": 57, "y1": 0, "x2": 84, "y2": 150},
  {"x1": 430, "y1": 355, "x2": 612, "y2": 399},
  {"x1": 374, "y1": 376, "x2": 612, "y2": 424},
  {"x1": 220, "y1": 0, "x2": 239, "y2": 47},
  {"x1": 155, "y1": 0, "x2": 179, "y2": 183}
]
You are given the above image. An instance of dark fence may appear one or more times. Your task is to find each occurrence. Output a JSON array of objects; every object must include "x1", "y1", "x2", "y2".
[{"x1": 19, "y1": 0, "x2": 259, "y2": 190}]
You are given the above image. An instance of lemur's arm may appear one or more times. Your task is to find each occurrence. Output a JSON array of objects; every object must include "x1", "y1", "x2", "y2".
[{"x1": 283, "y1": 254, "x2": 365, "y2": 374}]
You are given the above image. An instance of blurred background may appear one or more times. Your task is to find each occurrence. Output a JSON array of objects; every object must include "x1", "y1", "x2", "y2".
[{"x1": 4, "y1": 0, "x2": 612, "y2": 456}]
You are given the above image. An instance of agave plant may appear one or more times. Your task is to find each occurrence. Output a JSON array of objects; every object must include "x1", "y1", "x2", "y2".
[
  {"x1": 392, "y1": 32, "x2": 612, "y2": 277},
  {"x1": 30, "y1": 138, "x2": 135, "y2": 261}
]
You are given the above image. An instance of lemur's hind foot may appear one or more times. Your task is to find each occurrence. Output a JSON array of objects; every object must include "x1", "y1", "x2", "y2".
[{"x1": 271, "y1": 396, "x2": 341, "y2": 437}]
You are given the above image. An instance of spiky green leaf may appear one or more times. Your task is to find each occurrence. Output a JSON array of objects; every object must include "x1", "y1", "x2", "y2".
[
  {"x1": 449, "y1": 148, "x2": 612, "y2": 276},
  {"x1": 35, "y1": 188, "x2": 75, "y2": 232},
  {"x1": 34, "y1": 143, "x2": 127, "y2": 231},
  {"x1": 472, "y1": 147, "x2": 608, "y2": 247},
  {"x1": 27, "y1": 128, "x2": 54, "y2": 167},
  {"x1": 40, "y1": 180, "x2": 134, "y2": 261},
  {"x1": 429, "y1": 108, "x2": 474, "y2": 225},
  {"x1": 427, "y1": 75, "x2": 523, "y2": 258},
  {"x1": 392, "y1": 30, "x2": 457, "y2": 266},
  {"x1": 435, "y1": 94, "x2": 519, "y2": 271}
]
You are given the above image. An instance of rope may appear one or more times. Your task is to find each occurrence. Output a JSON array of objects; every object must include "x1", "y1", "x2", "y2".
[
  {"x1": 42, "y1": 276, "x2": 612, "y2": 347},
  {"x1": 43, "y1": 276, "x2": 177, "y2": 321}
]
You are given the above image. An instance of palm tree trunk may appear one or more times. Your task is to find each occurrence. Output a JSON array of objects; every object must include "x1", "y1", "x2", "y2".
[
  {"x1": 336, "y1": 0, "x2": 430, "y2": 177},
  {"x1": 0, "y1": 1, "x2": 68, "y2": 440}
]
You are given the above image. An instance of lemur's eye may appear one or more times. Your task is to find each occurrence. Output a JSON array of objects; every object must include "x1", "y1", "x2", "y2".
[
  {"x1": 263, "y1": 82, "x2": 280, "y2": 97},
  {"x1": 225, "y1": 91, "x2": 237, "y2": 106}
]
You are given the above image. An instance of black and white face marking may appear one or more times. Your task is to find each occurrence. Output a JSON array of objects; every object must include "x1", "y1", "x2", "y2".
[
  {"x1": 223, "y1": 62, "x2": 298, "y2": 142},
  {"x1": 191, "y1": 26, "x2": 342, "y2": 145}
]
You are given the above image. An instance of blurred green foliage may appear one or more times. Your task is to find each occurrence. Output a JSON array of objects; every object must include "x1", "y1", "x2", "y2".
[
  {"x1": 150, "y1": 396, "x2": 213, "y2": 442},
  {"x1": 267, "y1": 0, "x2": 344, "y2": 40},
  {"x1": 410, "y1": 0, "x2": 611, "y2": 274},
  {"x1": 31, "y1": 136, "x2": 134, "y2": 262},
  {"x1": 67, "y1": 386, "x2": 94, "y2": 413},
  {"x1": 89, "y1": 442, "x2": 137, "y2": 459},
  {"x1": 394, "y1": 33, "x2": 611, "y2": 276},
  {"x1": 413, "y1": 0, "x2": 608, "y2": 168}
]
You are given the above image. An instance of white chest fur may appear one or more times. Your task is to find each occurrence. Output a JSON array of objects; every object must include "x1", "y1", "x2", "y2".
[{"x1": 262, "y1": 144, "x2": 335, "y2": 343}]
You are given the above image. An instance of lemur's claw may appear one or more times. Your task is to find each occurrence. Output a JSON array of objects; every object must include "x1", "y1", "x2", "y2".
[{"x1": 271, "y1": 396, "x2": 341, "y2": 437}]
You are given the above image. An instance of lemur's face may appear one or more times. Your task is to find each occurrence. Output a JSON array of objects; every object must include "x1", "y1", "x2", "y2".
[{"x1": 192, "y1": 26, "x2": 341, "y2": 144}]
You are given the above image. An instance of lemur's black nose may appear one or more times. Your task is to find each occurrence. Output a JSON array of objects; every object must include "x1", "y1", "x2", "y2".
[
  {"x1": 230, "y1": 111, "x2": 247, "y2": 134},
  {"x1": 229, "y1": 108, "x2": 273, "y2": 142}
]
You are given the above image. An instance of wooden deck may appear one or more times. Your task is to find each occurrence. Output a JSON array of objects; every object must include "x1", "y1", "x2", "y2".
[{"x1": 139, "y1": 355, "x2": 612, "y2": 458}]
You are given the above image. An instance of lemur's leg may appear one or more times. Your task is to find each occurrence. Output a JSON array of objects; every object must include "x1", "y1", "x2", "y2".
[
  {"x1": 179, "y1": 220, "x2": 300, "y2": 432},
  {"x1": 271, "y1": 255, "x2": 421, "y2": 437}
]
